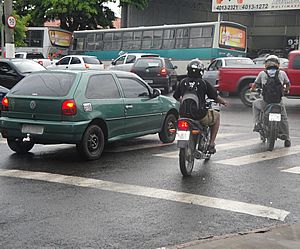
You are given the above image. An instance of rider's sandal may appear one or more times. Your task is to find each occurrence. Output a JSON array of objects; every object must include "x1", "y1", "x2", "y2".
[
  {"x1": 207, "y1": 144, "x2": 216, "y2": 154},
  {"x1": 284, "y1": 139, "x2": 291, "y2": 147}
]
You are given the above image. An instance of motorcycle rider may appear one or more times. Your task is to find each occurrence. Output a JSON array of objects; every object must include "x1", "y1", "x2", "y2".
[
  {"x1": 173, "y1": 59, "x2": 228, "y2": 154},
  {"x1": 251, "y1": 54, "x2": 291, "y2": 147}
]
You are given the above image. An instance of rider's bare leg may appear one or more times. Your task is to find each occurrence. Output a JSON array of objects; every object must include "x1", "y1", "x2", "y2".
[{"x1": 209, "y1": 115, "x2": 220, "y2": 145}]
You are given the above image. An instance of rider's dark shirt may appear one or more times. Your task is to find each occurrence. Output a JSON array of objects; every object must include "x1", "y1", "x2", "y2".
[{"x1": 173, "y1": 77, "x2": 218, "y2": 107}]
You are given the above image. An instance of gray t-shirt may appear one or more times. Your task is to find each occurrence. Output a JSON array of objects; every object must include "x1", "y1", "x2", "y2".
[{"x1": 254, "y1": 69, "x2": 290, "y2": 86}]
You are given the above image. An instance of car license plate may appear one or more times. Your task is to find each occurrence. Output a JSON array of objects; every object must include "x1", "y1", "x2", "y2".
[
  {"x1": 269, "y1": 113, "x2": 281, "y2": 121},
  {"x1": 145, "y1": 80, "x2": 153, "y2": 84},
  {"x1": 176, "y1": 130, "x2": 190, "y2": 141},
  {"x1": 22, "y1": 124, "x2": 44, "y2": 134}
]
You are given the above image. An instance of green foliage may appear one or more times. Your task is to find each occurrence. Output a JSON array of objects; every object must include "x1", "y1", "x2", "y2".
[
  {"x1": 13, "y1": 12, "x2": 31, "y2": 47},
  {"x1": 13, "y1": 0, "x2": 149, "y2": 32}
]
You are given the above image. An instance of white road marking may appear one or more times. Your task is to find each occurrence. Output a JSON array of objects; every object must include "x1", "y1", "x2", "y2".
[
  {"x1": 281, "y1": 166, "x2": 300, "y2": 174},
  {"x1": 217, "y1": 145, "x2": 300, "y2": 166},
  {"x1": 106, "y1": 134, "x2": 244, "y2": 153},
  {"x1": 154, "y1": 138, "x2": 259, "y2": 158},
  {"x1": 0, "y1": 169, "x2": 289, "y2": 221},
  {"x1": 106, "y1": 142, "x2": 171, "y2": 153}
]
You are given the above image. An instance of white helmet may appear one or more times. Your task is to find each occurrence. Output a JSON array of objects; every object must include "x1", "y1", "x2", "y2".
[{"x1": 265, "y1": 55, "x2": 280, "y2": 69}]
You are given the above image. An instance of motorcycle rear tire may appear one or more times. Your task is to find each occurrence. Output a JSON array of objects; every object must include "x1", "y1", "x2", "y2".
[
  {"x1": 267, "y1": 121, "x2": 277, "y2": 151},
  {"x1": 179, "y1": 138, "x2": 195, "y2": 176}
]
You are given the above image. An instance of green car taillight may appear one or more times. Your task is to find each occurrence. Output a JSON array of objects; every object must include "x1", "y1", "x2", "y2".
[{"x1": 62, "y1": 99, "x2": 77, "y2": 116}]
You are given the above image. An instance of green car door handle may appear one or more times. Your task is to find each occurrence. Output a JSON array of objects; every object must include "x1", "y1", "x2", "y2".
[{"x1": 125, "y1": 104, "x2": 133, "y2": 109}]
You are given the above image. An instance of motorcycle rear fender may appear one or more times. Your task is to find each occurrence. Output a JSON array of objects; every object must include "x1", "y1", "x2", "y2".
[
  {"x1": 265, "y1": 103, "x2": 282, "y2": 114},
  {"x1": 177, "y1": 140, "x2": 189, "y2": 148}
]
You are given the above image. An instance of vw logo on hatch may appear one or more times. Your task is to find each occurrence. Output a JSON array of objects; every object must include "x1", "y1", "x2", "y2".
[{"x1": 30, "y1": 100, "x2": 36, "y2": 110}]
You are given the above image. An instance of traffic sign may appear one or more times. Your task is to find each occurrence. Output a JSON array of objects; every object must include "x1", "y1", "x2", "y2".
[{"x1": 7, "y1": 15, "x2": 16, "y2": 29}]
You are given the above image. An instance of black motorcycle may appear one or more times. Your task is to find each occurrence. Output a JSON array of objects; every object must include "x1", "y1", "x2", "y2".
[
  {"x1": 258, "y1": 103, "x2": 282, "y2": 151},
  {"x1": 175, "y1": 99, "x2": 216, "y2": 176}
]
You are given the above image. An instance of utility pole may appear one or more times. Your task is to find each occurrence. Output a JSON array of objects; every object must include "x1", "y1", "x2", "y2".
[
  {"x1": 0, "y1": 1, "x2": 4, "y2": 58},
  {"x1": 4, "y1": 0, "x2": 15, "y2": 58}
]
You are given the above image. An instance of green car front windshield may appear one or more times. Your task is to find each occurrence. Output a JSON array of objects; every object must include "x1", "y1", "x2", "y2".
[{"x1": 10, "y1": 72, "x2": 76, "y2": 97}]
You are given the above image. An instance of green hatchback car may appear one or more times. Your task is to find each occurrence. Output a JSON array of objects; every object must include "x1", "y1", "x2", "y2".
[{"x1": 0, "y1": 70, "x2": 179, "y2": 160}]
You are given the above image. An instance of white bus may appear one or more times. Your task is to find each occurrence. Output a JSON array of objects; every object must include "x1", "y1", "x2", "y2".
[
  {"x1": 71, "y1": 21, "x2": 247, "y2": 76},
  {"x1": 16, "y1": 27, "x2": 73, "y2": 59}
]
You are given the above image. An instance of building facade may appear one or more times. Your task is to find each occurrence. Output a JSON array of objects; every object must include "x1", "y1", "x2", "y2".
[{"x1": 121, "y1": 0, "x2": 300, "y2": 57}]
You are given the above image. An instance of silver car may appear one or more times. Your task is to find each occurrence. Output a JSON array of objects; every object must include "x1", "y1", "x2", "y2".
[{"x1": 109, "y1": 53, "x2": 159, "y2": 72}]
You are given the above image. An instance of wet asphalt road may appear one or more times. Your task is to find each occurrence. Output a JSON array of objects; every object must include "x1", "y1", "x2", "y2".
[{"x1": 0, "y1": 96, "x2": 299, "y2": 249}]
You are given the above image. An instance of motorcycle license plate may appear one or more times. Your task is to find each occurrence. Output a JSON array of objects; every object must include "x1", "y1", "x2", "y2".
[
  {"x1": 176, "y1": 130, "x2": 190, "y2": 141},
  {"x1": 269, "y1": 113, "x2": 281, "y2": 121}
]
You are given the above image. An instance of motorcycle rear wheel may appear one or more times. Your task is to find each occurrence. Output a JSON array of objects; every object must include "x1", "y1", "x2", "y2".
[
  {"x1": 179, "y1": 138, "x2": 195, "y2": 176},
  {"x1": 267, "y1": 121, "x2": 277, "y2": 151}
]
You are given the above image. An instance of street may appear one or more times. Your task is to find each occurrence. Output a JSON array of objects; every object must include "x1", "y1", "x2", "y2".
[{"x1": 0, "y1": 96, "x2": 299, "y2": 249}]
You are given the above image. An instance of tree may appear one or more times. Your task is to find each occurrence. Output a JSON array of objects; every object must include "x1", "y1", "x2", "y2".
[
  {"x1": 13, "y1": 12, "x2": 31, "y2": 46},
  {"x1": 14, "y1": 0, "x2": 149, "y2": 32}
]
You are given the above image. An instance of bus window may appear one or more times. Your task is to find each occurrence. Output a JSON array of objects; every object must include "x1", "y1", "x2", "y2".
[
  {"x1": 95, "y1": 34, "x2": 104, "y2": 50},
  {"x1": 112, "y1": 32, "x2": 122, "y2": 50},
  {"x1": 176, "y1": 28, "x2": 189, "y2": 48},
  {"x1": 153, "y1": 30, "x2": 163, "y2": 49},
  {"x1": 141, "y1": 30, "x2": 152, "y2": 49},
  {"x1": 86, "y1": 33, "x2": 96, "y2": 50},
  {"x1": 189, "y1": 26, "x2": 213, "y2": 48},
  {"x1": 25, "y1": 30, "x2": 44, "y2": 47},
  {"x1": 122, "y1": 31, "x2": 141, "y2": 50},
  {"x1": 123, "y1": 31, "x2": 134, "y2": 50},
  {"x1": 162, "y1": 29, "x2": 175, "y2": 49}
]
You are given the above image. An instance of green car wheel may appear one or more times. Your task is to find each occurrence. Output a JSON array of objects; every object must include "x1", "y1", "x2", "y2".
[
  {"x1": 7, "y1": 138, "x2": 34, "y2": 154},
  {"x1": 77, "y1": 124, "x2": 105, "y2": 160},
  {"x1": 159, "y1": 114, "x2": 177, "y2": 143}
]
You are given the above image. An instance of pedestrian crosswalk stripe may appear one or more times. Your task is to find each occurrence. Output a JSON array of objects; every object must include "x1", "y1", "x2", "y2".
[
  {"x1": 154, "y1": 138, "x2": 259, "y2": 158},
  {"x1": 215, "y1": 133, "x2": 245, "y2": 138},
  {"x1": 0, "y1": 169, "x2": 289, "y2": 221},
  {"x1": 281, "y1": 166, "x2": 300, "y2": 174},
  {"x1": 216, "y1": 145, "x2": 300, "y2": 166}
]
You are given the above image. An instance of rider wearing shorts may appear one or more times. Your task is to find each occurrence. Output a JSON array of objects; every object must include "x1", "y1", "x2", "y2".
[{"x1": 173, "y1": 59, "x2": 227, "y2": 153}]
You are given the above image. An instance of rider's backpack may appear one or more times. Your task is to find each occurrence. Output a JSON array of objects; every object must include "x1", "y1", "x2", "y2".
[
  {"x1": 262, "y1": 70, "x2": 283, "y2": 104},
  {"x1": 179, "y1": 79, "x2": 207, "y2": 120}
]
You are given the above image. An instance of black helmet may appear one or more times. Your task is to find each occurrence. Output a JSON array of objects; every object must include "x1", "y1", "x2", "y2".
[
  {"x1": 187, "y1": 59, "x2": 204, "y2": 77},
  {"x1": 265, "y1": 55, "x2": 280, "y2": 69}
]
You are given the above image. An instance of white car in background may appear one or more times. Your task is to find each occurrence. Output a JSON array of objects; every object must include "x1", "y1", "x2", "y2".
[
  {"x1": 15, "y1": 52, "x2": 56, "y2": 68},
  {"x1": 47, "y1": 55, "x2": 104, "y2": 70}
]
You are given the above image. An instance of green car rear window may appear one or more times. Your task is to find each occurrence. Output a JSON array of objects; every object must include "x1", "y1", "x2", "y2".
[{"x1": 10, "y1": 73, "x2": 76, "y2": 97}]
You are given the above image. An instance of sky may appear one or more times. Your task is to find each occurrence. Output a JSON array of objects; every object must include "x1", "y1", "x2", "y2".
[{"x1": 104, "y1": 1, "x2": 121, "y2": 18}]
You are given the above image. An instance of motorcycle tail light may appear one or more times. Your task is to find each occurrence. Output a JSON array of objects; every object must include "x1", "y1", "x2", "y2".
[{"x1": 178, "y1": 120, "x2": 189, "y2": 131}]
